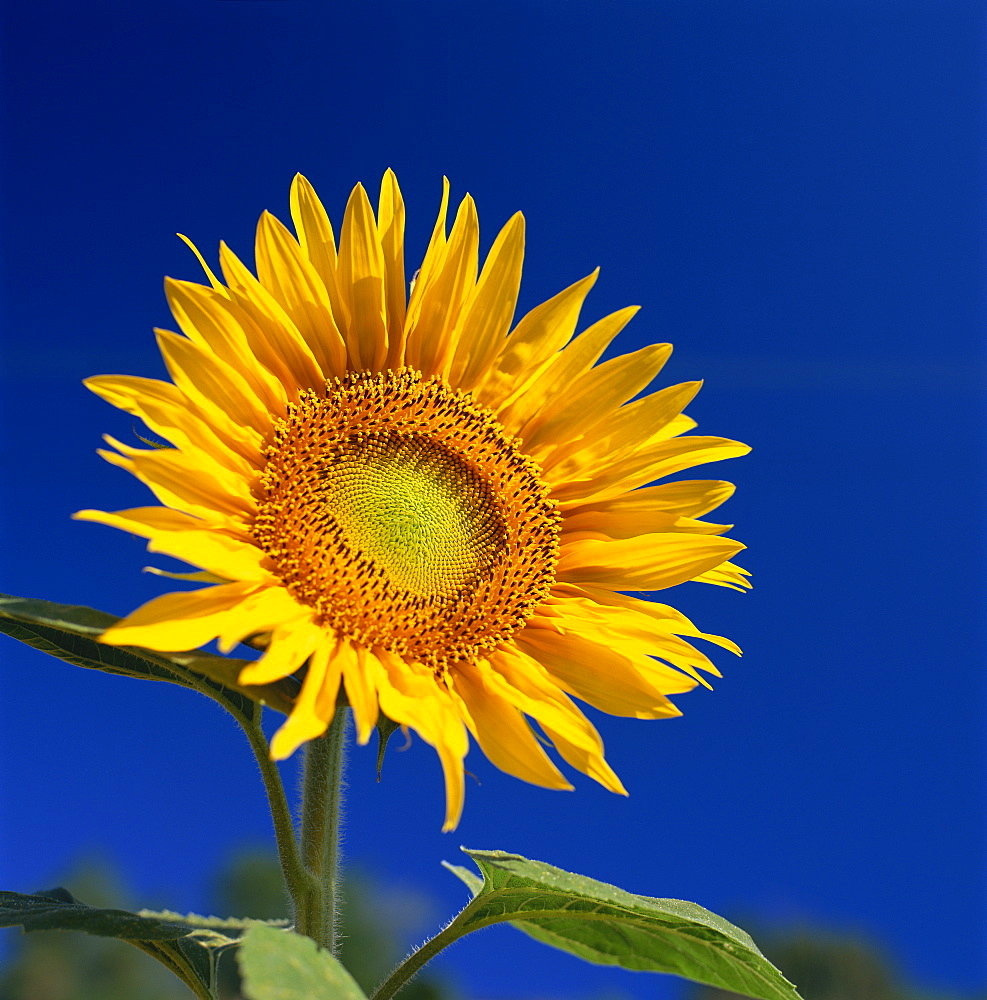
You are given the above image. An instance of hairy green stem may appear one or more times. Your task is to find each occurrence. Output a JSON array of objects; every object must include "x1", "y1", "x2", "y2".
[
  {"x1": 370, "y1": 918, "x2": 465, "y2": 1000},
  {"x1": 239, "y1": 708, "x2": 315, "y2": 920},
  {"x1": 295, "y1": 706, "x2": 348, "y2": 953}
]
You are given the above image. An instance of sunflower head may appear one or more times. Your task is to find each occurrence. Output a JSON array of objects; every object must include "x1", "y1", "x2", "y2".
[{"x1": 77, "y1": 171, "x2": 750, "y2": 830}]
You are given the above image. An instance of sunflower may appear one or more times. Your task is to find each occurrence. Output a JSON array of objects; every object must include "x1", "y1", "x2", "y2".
[{"x1": 76, "y1": 172, "x2": 750, "y2": 830}]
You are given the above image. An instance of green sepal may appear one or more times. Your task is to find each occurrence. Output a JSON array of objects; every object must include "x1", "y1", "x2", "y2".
[
  {"x1": 375, "y1": 714, "x2": 402, "y2": 780},
  {"x1": 0, "y1": 592, "x2": 299, "y2": 719},
  {"x1": 238, "y1": 923, "x2": 369, "y2": 1000},
  {"x1": 441, "y1": 849, "x2": 802, "y2": 1000}
]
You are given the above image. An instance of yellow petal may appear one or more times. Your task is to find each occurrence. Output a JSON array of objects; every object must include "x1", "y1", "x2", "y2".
[
  {"x1": 557, "y1": 583, "x2": 743, "y2": 657},
  {"x1": 74, "y1": 506, "x2": 267, "y2": 583},
  {"x1": 447, "y1": 211, "x2": 525, "y2": 391},
  {"x1": 516, "y1": 628, "x2": 682, "y2": 720},
  {"x1": 216, "y1": 585, "x2": 313, "y2": 653},
  {"x1": 553, "y1": 436, "x2": 751, "y2": 506},
  {"x1": 269, "y1": 636, "x2": 334, "y2": 759},
  {"x1": 497, "y1": 306, "x2": 638, "y2": 435},
  {"x1": 164, "y1": 278, "x2": 289, "y2": 419},
  {"x1": 543, "y1": 379, "x2": 703, "y2": 477},
  {"x1": 561, "y1": 507, "x2": 731, "y2": 542},
  {"x1": 378, "y1": 169, "x2": 408, "y2": 368},
  {"x1": 557, "y1": 532, "x2": 745, "y2": 591},
  {"x1": 289, "y1": 174, "x2": 340, "y2": 303},
  {"x1": 564, "y1": 480, "x2": 737, "y2": 520},
  {"x1": 218, "y1": 242, "x2": 326, "y2": 392},
  {"x1": 84, "y1": 374, "x2": 263, "y2": 473},
  {"x1": 523, "y1": 344, "x2": 675, "y2": 458},
  {"x1": 101, "y1": 581, "x2": 264, "y2": 650},
  {"x1": 405, "y1": 194, "x2": 479, "y2": 378},
  {"x1": 694, "y1": 559, "x2": 753, "y2": 592},
  {"x1": 240, "y1": 617, "x2": 321, "y2": 686},
  {"x1": 98, "y1": 437, "x2": 253, "y2": 521},
  {"x1": 405, "y1": 177, "x2": 450, "y2": 328},
  {"x1": 254, "y1": 211, "x2": 347, "y2": 377},
  {"x1": 338, "y1": 640, "x2": 379, "y2": 744},
  {"x1": 336, "y1": 183, "x2": 388, "y2": 371},
  {"x1": 473, "y1": 270, "x2": 598, "y2": 410},
  {"x1": 154, "y1": 328, "x2": 274, "y2": 441},
  {"x1": 453, "y1": 663, "x2": 572, "y2": 790},
  {"x1": 372, "y1": 648, "x2": 468, "y2": 832}
]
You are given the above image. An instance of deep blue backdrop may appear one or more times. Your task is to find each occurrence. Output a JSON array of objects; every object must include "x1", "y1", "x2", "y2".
[{"x1": 1, "y1": 2, "x2": 984, "y2": 997}]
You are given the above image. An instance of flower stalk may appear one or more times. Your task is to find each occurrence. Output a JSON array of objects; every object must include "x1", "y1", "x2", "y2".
[{"x1": 295, "y1": 705, "x2": 348, "y2": 954}]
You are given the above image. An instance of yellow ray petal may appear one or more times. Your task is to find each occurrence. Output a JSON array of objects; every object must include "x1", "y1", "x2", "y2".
[
  {"x1": 405, "y1": 194, "x2": 479, "y2": 378},
  {"x1": 74, "y1": 507, "x2": 268, "y2": 583},
  {"x1": 546, "y1": 725, "x2": 627, "y2": 796},
  {"x1": 164, "y1": 278, "x2": 289, "y2": 419},
  {"x1": 101, "y1": 580, "x2": 264, "y2": 651},
  {"x1": 453, "y1": 663, "x2": 572, "y2": 790},
  {"x1": 694, "y1": 559, "x2": 753, "y2": 592},
  {"x1": 289, "y1": 174, "x2": 340, "y2": 303},
  {"x1": 218, "y1": 242, "x2": 326, "y2": 392},
  {"x1": 254, "y1": 211, "x2": 347, "y2": 377},
  {"x1": 335, "y1": 183, "x2": 388, "y2": 371},
  {"x1": 482, "y1": 651, "x2": 627, "y2": 794},
  {"x1": 543, "y1": 379, "x2": 704, "y2": 477},
  {"x1": 154, "y1": 328, "x2": 274, "y2": 440},
  {"x1": 516, "y1": 628, "x2": 682, "y2": 720},
  {"x1": 240, "y1": 617, "x2": 322, "y2": 687},
  {"x1": 339, "y1": 640, "x2": 379, "y2": 744},
  {"x1": 378, "y1": 169, "x2": 408, "y2": 368},
  {"x1": 497, "y1": 306, "x2": 639, "y2": 436},
  {"x1": 373, "y1": 648, "x2": 468, "y2": 832},
  {"x1": 557, "y1": 583, "x2": 743, "y2": 656},
  {"x1": 447, "y1": 211, "x2": 525, "y2": 391},
  {"x1": 534, "y1": 595, "x2": 719, "y2": 689},
  {"x1": 405, "y1": 177, "x2": 450, "y2": 327},
  {"x1": 553, "y1": 436, "x2": 751, "y2": 506},
  {"x1": 98, "y1": 437, "x2": 254, "y2": 521},
  {"x1": 557, "y1": 532, "x2": 745, "y2": 591},
  {"x1": 523, "y1": 344, "x2": 675, "y2": 458},
  {"x1": 216, "y1": 585, "x2": 314, "y2": 653},
  {"x1": 473, "y1": 269, "x2": 598, "y2": 410},
  {"x1": 84, "y1": 374, "x2": 264, "y2": 473},
  {"x1": 561, "y1": 507, "x2": 731, "y2": 542},
  {"x1": 564, "y1": 480, "x2": 736, "y2": 520},
  {"x1": 176, "y1": 234, "x2": 227, "y2": 292},
  {"x1": 269, "y1": 635, "x2": 334, "y2": 759}
]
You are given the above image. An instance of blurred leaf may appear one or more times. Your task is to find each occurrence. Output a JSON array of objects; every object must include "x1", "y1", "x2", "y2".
[
  {"x1": 0, "y1": 888, "x2": 194, "y2": 940},
  {"x1": 441, "y1": 849, "x2": 802, "y2": 1000},
  {"x1": 0, "y1": 889, "x2": 215, "y2": 998},
  {"x1": 0, "y1": 592, "x2": 298, "y2": 718},
  {"x1": 238, "y1": 924, "x2": 368, "y2": 1000},
  {"x1": 0, "y1": 888, "x2": 294, "y2": 1000}
]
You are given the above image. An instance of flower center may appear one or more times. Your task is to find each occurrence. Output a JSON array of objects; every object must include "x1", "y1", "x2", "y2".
[{"x1": 253, "y1": 369, "x2": 560, "y2": 670}]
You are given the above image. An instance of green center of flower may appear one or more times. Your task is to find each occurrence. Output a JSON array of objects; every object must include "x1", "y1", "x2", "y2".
[{"x1": 323, "y1": 433, "x2": 502, "y2": 596}]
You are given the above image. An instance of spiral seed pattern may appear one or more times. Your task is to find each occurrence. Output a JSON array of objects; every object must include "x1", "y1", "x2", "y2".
[{"x1": 253, "y1": 369, "x2": 561, "y2": 671}]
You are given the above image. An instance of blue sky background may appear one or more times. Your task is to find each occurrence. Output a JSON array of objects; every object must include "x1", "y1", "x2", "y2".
[{"x1": 0, "y1": 1, "x2": 984, "y2": 998}]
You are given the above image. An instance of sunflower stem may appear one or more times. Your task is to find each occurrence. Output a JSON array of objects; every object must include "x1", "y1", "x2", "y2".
[
  {"x1": 238, "y1": 707, "x2": 315, "y2": 922},
  {"x1": 296, "y1": 705, "x2": 348, "y2": 954}
]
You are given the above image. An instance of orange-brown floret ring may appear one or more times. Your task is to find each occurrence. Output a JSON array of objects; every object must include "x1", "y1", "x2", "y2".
[{"x1": 252, "y1": 369, "x2": 561, "y2": 672}]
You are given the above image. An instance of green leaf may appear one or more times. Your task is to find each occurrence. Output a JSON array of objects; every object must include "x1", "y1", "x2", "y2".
[
  {"x1": 238, "y1": 924, "x2": 368, "y2": 1000},
  {"x1": 0, "y1": 592, "x2": 298, "y2": 719},
  {"x1": 440, "y1": 849, "x2": 802, "y2": 1000},
  {"x1": 0, "y1": 888, "x2": 220, "y2": 998},
  {"x1": 0, "y1": 889, "x2": 293, "y2": 1000},
  {"x1": 0, "y1": 888, "x2": 194, "y2": 940}
]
